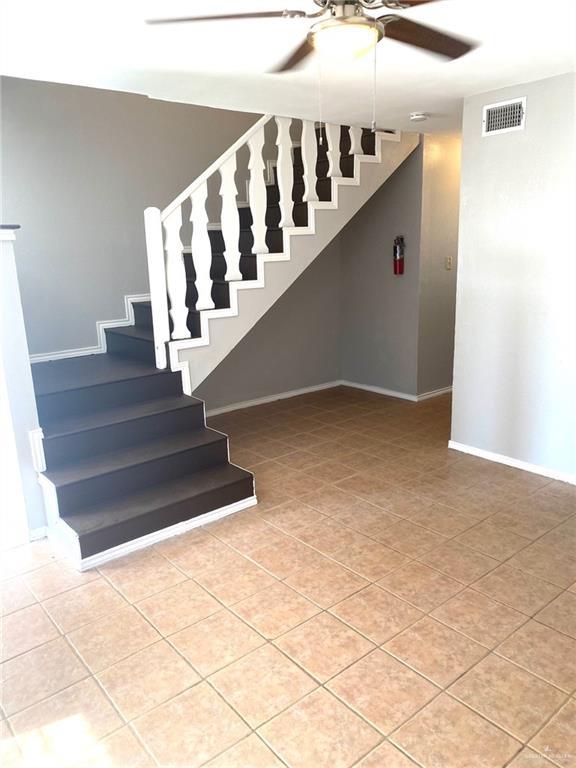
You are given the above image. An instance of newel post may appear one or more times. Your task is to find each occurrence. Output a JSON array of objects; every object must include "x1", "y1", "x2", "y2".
[
  {"x1": 144, "y1": 207, "x2": 171, "y2": 369},
  {"x1": 0, "y1": 226, "x2": 45, "y2": 544}
]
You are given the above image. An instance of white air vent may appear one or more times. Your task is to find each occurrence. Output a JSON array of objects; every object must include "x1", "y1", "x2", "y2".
[{"x1": 482, "y1": 97, "x2": 526, "y2": 136}]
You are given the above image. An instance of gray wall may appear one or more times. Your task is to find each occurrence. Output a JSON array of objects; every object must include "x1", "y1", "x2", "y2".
[
  {"x1": 337, "y1": 136, "x2": 461, "y2": 399},
  {"x1": 198, "y1": 136, "x2": 462, "y2": 410},
  {"x1": 451, "y1": 73, "x2": 576, "y2": 477},
  {"x1": 0, "y1": 77, "x2": 259, "y2": 355},
  {"x1": 2, "y1": 76, "x2": 461, "y2": 412},
  {"x1": 339, "y1": 146, "x2": 424, "y2": 396},
  {"x1": 195, "y1": 242, "x2": 342, "y2": 409},
  {"x1": 417, "y1": 133, "x2": 461, "y2": 393}
]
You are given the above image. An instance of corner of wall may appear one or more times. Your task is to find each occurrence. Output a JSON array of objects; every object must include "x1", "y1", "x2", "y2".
[
  {"x1": 338, "y1": 142, "x2": 427, "y2": 399},
  {"x1": 416, "y1": 132, "x2": 462, "y2": 397}
]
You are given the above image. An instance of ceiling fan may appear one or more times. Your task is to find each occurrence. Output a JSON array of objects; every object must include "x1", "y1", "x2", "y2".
[{"x1": 146, "y1": 0, "x2": 475, "y2": 72}]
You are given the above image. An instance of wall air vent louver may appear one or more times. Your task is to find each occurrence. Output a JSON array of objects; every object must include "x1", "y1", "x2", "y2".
[{"x1": 482, "y1": 97, "x2": 526, "y2": 136}]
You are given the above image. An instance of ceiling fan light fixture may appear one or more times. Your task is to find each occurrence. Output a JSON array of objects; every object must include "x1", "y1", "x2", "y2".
[{"x1": 308, "y1": 16, "x2": 383, "y2": 59}]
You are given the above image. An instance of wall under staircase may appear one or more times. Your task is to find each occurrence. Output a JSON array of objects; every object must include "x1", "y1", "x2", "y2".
[
  {"x1": 194, "y1": 243, "x2": 342, "y2": 411},
  {"x1": 145, "y1": 117, "x2": 419, "y2": 396},
  {"x1": 195, "y1": 135, "x2": 461, "y2": 412}
]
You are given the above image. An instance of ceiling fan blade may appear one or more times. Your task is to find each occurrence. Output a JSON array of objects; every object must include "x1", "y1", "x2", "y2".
[
  {"x1": 272, "y1": 39, "x2": 314, "y2": 73},
  {"x1": 379, "y1": 16, "x2": 474, "y2": 59},
  {"x1": 147, "y1": 11, "x2": 297, "y2": 25}
]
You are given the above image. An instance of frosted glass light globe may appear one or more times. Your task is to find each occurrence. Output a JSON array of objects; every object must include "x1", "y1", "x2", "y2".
[{"x1": 309, "y1": 17, "x2": 382, "y2": 60}]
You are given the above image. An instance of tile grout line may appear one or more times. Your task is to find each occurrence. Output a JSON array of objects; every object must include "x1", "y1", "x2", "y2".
[
  {"x1": 144, "y1": 527, "x2": 574, "y2": 766},
  {"x1": 3, "y1": 392, "x2": 574, "y2": 767},
  {"x1": 446, "y1": 682, "x2": 572, "y2": 755},
  {"x1": 119, "y1": 561, "x2": 395, "y2": 764},
  {"x1": 245, "y1": 465, "x2": 575, "y2": 606},
  {"x1": 223, "y1": 412, "x2": 567, "y2": 759},
  {"x1": 4, "y1": 552, "x2": 572, "y2": 742},
  {"x1": 153, "y1": 476, "x2": 575, "y2": 686},
  {"x1": 522, "y1": 696, "x2": 576, "y2": 768},
  {"x1": 225, "y1": 437, "x2": 576, "y2": 760},
  {"x1": 161, "y1": 557, "x2": 562, "y2": 766}
]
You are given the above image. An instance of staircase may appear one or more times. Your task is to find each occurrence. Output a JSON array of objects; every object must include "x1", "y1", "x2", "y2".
[
  {"x1": 32, "y1": 333, "x2": 254, "y2": 570},
  {"x1": 145, "y1": 117, "x2": 419, "y2": 392},
  {"x1": 33, "y1": 116, "x2": 418, "y2": 569}
]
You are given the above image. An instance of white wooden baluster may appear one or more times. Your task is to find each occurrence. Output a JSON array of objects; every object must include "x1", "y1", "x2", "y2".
[
  {"x1": 349, "y1": 125, "x2": 363, "y2": 155},
  {"x1": 190, "y1": 181, "x2": 215, "y2": 311},
  {"x1": 274, "y1": 116, "x2": 294, "y2": 228},
  {"x1": 163, "y1": 208, "x2": 191, "y2": 340},
  {"x1": 325, "y1": 123, "x2": 342, "y2": 178},
  {"x1": 219, "y1": 154, "x2": 242, "y2": 281},
  {"x1": 301, "y1": 120, "x2": 319, "y2": 203},
  {"x1": 144, "y1": 207, "x2": 171, "y2": 367},
  {"x1": 247, "y1": 128, "x2": 269, "y2": 254}
]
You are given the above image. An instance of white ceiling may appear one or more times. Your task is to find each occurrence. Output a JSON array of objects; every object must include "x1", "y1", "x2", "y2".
[{"x1": 1, "y1": 0, "x2": 575, "y2": 132}]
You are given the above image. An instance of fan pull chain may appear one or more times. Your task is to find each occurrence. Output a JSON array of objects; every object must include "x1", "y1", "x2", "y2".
[
  {"x1": 317, "y1": 48, "x2": 324, "y2": 146},
  {"x1": 371, "y1": 41, "x2": 377, "y2": 133}
]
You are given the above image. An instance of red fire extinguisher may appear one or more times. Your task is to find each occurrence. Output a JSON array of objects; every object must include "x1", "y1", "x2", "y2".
[{"x1": 393, "y1": 236, "x2": 405, "y2": 276}]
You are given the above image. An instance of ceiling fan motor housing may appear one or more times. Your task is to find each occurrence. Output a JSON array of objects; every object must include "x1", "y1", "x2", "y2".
[
  {"x1": 337, "y1": 0, "x2": 364, "y2": 12},
  {"x1": 314, "y1": 0, "x2": 371, "y2": 17},
  {"x1": 313, "y1": 0, "x2": 416, "y2": 10}
]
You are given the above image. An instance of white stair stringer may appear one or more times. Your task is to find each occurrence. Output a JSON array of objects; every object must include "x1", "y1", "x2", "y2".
[{"x1": 170, "y1": 131, "x2": 420, "y2": 394}]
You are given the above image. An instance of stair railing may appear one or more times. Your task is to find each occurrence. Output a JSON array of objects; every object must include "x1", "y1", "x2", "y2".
[{"x1": 144, "y1": 113, "x2": 355, "y2": 370}]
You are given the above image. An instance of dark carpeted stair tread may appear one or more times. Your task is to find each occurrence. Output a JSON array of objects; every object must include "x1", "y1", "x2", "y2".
[{"x1": 44, "y1": 427, "x2": 226, "y2": 487}]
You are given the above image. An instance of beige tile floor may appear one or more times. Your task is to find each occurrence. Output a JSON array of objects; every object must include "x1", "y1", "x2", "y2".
[{"x1": 1, "y1": 387, "x2": 576, "y2": 768}]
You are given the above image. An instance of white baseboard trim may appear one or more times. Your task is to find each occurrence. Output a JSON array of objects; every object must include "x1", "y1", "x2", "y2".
[
  {"x1": 417, "y1": 386, "x2": 453, "y2": 401},
  {"x1": 30, "y1": 342, "x2": 104, "y2": 364},
  {"x1": 29, "y1": 526, "x2": 48, "y2": 541},
  {"x1": 206, "y1": 381, "x2": 341, "y2": 416},
  {"x1": 340, "y1": 380, "x2": 419, "y2": 402},
  {"x1": 50, "y1": 495, "x2": 258, "y2": 571},
  {"x1": 340, "y1": 381, "x2": 452, "y2": 403},
  {"x1": 206, "y1": 380, "x2": 453, "y2": 416},
  {"x1": 448, "y1": 441, "x2": 576, "y2": 485},
  {"x1": 30, "y1": 294, "x2": 150, "y2": 364}
]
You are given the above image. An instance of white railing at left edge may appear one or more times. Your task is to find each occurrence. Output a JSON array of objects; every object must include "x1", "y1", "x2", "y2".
[{"x1": 0, "y1": 225, "x2": 46, "y2": 544}]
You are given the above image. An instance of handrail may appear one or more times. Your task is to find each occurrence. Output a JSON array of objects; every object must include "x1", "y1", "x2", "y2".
[
  {"x1": 146, "y1": 117, "x2": 397, "y2": 374},
  {"x1": 161, "y1": 114, "x2": 273, "y2": 221}
]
